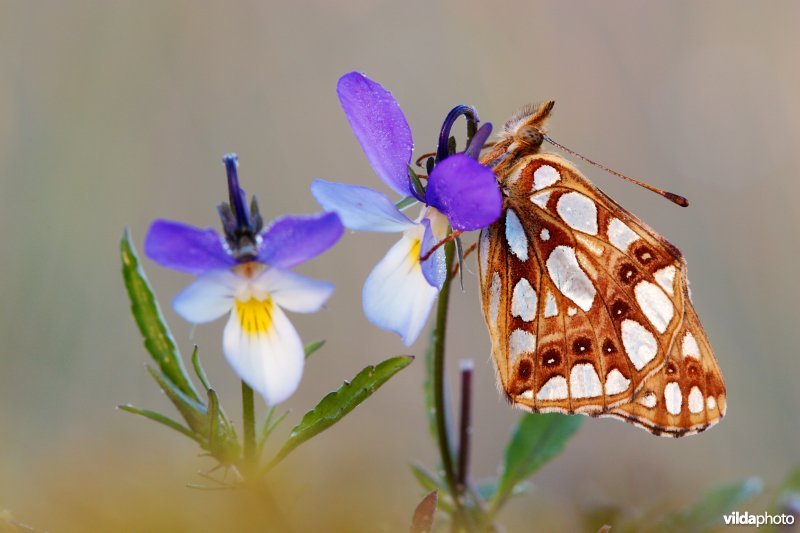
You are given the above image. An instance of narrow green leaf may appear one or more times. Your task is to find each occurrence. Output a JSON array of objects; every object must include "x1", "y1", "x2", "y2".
[
  {"x1": 407, "y1": 166, "x2": 426, "y2": 201},
  {"x1": 118, "y1": 404, "x2": 202, "y2": 443},
  {"x1": 410, "y1": 462, "x2": 446, "y2": 493},
  {"x1": 147, "y1": 366, "x2": 208, "y2": 434},
  {"x1": 191, "y1": 346, "x2": 211, "y2": 391},
  {"x1": 493, "y1": 413, "x2": 582, "y2": 509},
  {"x1": 120, "y1": 229, "x2": 199, "y2": 401},
  {"x1": 206, "y1": 388, "x2": 240, "y2": 464},
  {"x1": 409, "y1": 463, "x2": 454, "y2": 513},
  {"x1": 304, "y1": 340, "x2": 326, "y2": 359},
  {"x1": 395, "y1": 196, "x2": 419, "y2": 211},
  {"x1": 653, "y1": 477, "x2": 762, "y2": 533},
  {"x1": 266, "y1": 355, "x2": 413, "y2": 470}
]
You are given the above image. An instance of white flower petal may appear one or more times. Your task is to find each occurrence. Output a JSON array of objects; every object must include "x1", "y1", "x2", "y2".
[
  {"x1": 254, "y1": 268, "x2": 334, "y2": 313},
  {"x1": 223, "y1": 298, "x2": 305, "y2": 405},
  {"x1": 311, "y1": 180, "x2": 415, "y2": 232},
  {"x1": 172, "y1": 269, "x2": 241, "y2": 323},
  {"x1": 363, "y1": 235, "x2": 438, "y2": 345}
]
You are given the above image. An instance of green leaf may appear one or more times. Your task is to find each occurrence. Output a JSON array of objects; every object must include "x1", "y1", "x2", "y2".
[
  {"x1": 409, "y1": 463, "x2": 453, "y2": 513},
  {"x1": 410, "y1": 462, "x2": 446, "y2": 493},
  {"x1": 266, "y1": 355, "x2": 413, "y2": 470},
  {"x1": 120, "y1": 229, "x2": 199, "y2": 401},
  {"x1": 191, "y1": 346, "x2": 211, "y2": 390},
  {"x1": 395, "y1": 196, "x2": 419, "y2": 211},
  {"x1": 407, "y1": 166, "x2": 426, "y2": 201},
  {"x1": 147, "y1": 365, "x2": 209, "y2": 434},
  {"x1": 118, "y1": 404, "x2": 202, "y2": 443},
  {"x1": 304, "y1": 340, "x2": 326, "y2": 359},
  {"x1": 653, "y1": 477, "x2": 762, "y2": 533},
  {"x1": 493, "y1": 413, "x2": 582, "y2": 510}
]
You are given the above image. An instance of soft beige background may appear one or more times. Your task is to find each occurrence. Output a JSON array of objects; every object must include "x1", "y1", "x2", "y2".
[{"x1": 1, "y1": 2, "x2": 798, "y2": 531}]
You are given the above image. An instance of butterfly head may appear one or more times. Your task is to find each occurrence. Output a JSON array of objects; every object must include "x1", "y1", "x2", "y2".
[{"x1": 503, "y1": 100, "x2": 555, "y2": 150}]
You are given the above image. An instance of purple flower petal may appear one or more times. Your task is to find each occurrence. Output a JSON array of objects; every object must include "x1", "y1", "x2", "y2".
[
  {"x1": 258, "y1": 212, "x2": 344, "y2": 269},
  {"x1": 311, "y1": 179, "x2": 415, "y2": 232},
  {"x1": 337, "y1": 72, "x2": 413, "y2": 196},
  {"x1": 425, "y1": 154, "x2": 502, "y2": 231},
  {"x1": 420, "y1": 216, "x2": 447, "y2": 290},
  {"x1": 144, "y1": 219, "x2": 235, "y2": 275}
]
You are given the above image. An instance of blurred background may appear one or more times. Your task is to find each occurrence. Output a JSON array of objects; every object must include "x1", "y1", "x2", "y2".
[{"x1": 1, "y1": 1, "x2": 798, "y2": 531}]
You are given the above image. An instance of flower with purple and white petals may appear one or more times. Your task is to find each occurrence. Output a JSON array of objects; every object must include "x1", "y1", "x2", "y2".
[
  {"x1": 145, "y1": 154, "x2": 344, "y2": 405},
  {"x1": 311, "y1": 72, "x2": 502, "y2": 345}
]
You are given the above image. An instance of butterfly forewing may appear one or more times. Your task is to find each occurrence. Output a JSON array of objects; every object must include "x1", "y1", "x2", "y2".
[{"x1": 479, "y1": 114, "x2": 725, "y2": 437}]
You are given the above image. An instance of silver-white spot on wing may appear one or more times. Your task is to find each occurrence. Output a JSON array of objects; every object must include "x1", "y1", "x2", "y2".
[
  {"x1": 682, "y1": 331, "x2": 700, "y2": 359},
  {"x1": 604, "y1": 368, "x2": 631, "y2": 395},
  {"x1": 664, "y1": 382, "x2": 683, "y2": 415},
  {"x1": 489, "y1": 272, "x2": 501, "y2": 329},
  {"x1": 545, "y1": 245, "x2": 596, "y2": 312},
  {"x1": 556, "y1": 192, "x2": 598, "y2": 235},
  {"x1": 505, "y1": 209, "x2": 529, "y2": 261},
  {"x1": 607, "y1": 218, "x2": 640, "y2": 252},
  {"x1": 654, "y1": 265, "x2": 676, "y2": 296},
  {"x1": 536, "y1": 375, "x2": 568, "y2": 401},
  {"x1": 570, "y1": 363, "x2": 603, "y2": 399},
  {"x1": 688, "y1": 386, "x2": 704, "y2": 414},
  {"x1": 479, "y1": 229, "x2": 490, "y2": 279},
  {"x1": 639, "y1": 391, "x2": 657, "y2": 408},
  {"x1": 634, "y1": 280, "x2": 674, "y2": 334},
  {"x1": 544, "y1": 290, "x2": 558, "y2": 317},
  {"x1": 530, "y1": 191, "x2": 551, "y2": 209},
  {"x1": 509, "y1": 329, "x2": 536, "y2": 364},
  {"x1": 620, "y1": 319, "x2": 658, "y2": 370},
  {"x1": 511, "y1": 278, "x2": 537, "y2": 322},
  {"x1": 532, "y1": 165, "x2": 561, "y2": 191}
]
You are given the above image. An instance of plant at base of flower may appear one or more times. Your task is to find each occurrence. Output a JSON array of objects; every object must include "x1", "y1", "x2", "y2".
[
  {"x1": 311, "y1": 72, "x2": 502, "y2": 345},
  {"x1": 145, "y1": 154, "x2": 343, "y2": 405}
]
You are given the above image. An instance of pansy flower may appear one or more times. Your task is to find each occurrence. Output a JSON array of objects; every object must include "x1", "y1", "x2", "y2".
[
  {"x1": 145, "y1": 154, "x2": 344, "y2": 405},
  {"x1": 312, "y1": 72, "x2": 501, "y2": 345}
]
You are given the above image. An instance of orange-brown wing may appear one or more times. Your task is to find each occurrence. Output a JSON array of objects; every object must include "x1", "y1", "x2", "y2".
[
  {"x1": 479, "y1": 153, "x2": 723, "y2": 436},
  {"x1": 606, "y1": 267, "x2": 727, "y2": 436}
]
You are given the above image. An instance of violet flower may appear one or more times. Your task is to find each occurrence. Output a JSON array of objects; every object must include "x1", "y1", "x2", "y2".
[
  {"x1": 145, "y1": 154, "x2": 343, "y2": 405},
  {"x1": 311, "y1": 72, "x2": 501, "y2": 345}
]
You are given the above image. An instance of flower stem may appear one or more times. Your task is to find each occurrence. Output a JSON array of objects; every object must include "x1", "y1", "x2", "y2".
[
  {"x1": 241, "y1": 380, "x2": 256, "y2": 473},
  {"x1": 457, "y1": 360, "x2": 474, "y2": 490},
  {"x1": 430, "y1": 240, "x2": 466, "y2": 523}
]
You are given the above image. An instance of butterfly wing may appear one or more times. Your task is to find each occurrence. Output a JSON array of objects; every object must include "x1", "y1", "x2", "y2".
[{"x1": 478, "y1": 153, "x2": 724, "y2": 435}]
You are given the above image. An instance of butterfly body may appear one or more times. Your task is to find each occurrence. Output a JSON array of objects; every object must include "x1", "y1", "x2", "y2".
[{"x1": 478, "y1": 102, "x2": 726, "y2": 437}]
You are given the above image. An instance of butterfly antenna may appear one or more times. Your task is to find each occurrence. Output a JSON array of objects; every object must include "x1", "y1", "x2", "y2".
[{"x1": 543, "y1": 135, "x2": 689, "y2": 207}]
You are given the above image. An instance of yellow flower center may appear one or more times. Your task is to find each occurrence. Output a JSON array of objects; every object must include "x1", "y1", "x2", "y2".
[
  {"x1": 408, "y1": 239, "x2": 422, "y2": 268},
  {"x1": 235, "y1": 297, "x2": 274, "y2": 335}
]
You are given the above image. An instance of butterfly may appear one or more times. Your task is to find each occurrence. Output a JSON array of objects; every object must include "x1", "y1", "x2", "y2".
[{"x1": 476, "y1": 101, "x2": 726, "y2": 437}]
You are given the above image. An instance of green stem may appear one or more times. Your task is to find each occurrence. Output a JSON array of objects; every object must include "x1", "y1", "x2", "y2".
[
  {"x1": 242, "y1": 380, "x2": 256, "y2": 474},
  {"x1": 431, "y1": 241, "x2": 468, "y2": 526}
]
